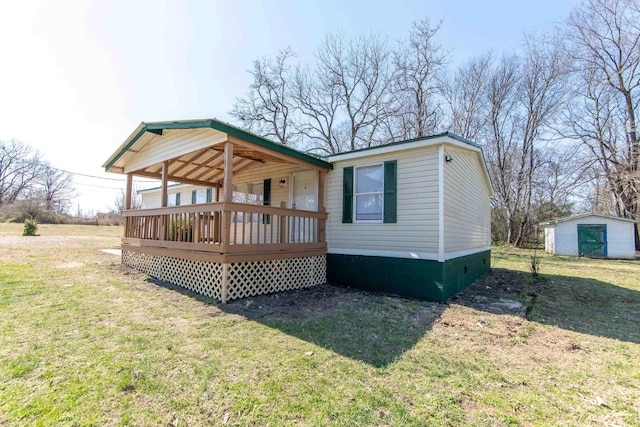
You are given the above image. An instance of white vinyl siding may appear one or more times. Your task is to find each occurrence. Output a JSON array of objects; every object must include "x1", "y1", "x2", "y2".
[
  {"x1": 326, "y1": 146, "x2": 440, "y2": 254},
  {"x1": 141, "y1": 191, "x2": 161, "y2": 209},
  {"x1": 443, "y1": 148, "x2": 491, "y2": 253},
  {"x1": 140, "y1": 185, "x2": 210, "y2": 209},
  {"x1": 233, "y1": 162, "x2": 315, "y2": 210},
  {"x1": 138, "y1": 162, "x2": 315, "y2": 211},
  {"x1": 123, "y1": 128, "x2": 227, "y2": 174}
]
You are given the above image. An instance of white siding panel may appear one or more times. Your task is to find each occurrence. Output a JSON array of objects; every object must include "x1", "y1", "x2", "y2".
[
  {"x1": 554, "y1": 222, "x2": 577, "y2": 256},
  {"x1": 124, "y1": 128, "x2": 227, "y2": 173},
  {"x1": 233, "y1": 162, "x2": 315, "y2": 209},
  {"x1": 326, "y1": 146, "x2": 440, "y2": 253},
  {"x1": 443, "y1": 148, "x2": 491, "y2": 253},
  {"x1": 141, "y1": 192, "x2": 161, "y2": 209},
  {"x1": 137, "y1": 163, "x2": 316, "y2": 211},
  {"x1": 544, "y1": 227, "x2": 555, "y2": 254}
]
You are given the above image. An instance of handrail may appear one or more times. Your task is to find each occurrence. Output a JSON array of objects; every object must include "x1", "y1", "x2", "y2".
[
  {"x1": 123, "y1": 202, "x2": 327, "y2": 219},
  {"x1": 123, "y1": 202, "x2": 327, "y2": 248}
]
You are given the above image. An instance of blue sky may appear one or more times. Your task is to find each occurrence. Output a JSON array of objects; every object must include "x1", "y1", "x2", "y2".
[{"x1": 0, "y1": 0, "x2": 579, "y2": 213}]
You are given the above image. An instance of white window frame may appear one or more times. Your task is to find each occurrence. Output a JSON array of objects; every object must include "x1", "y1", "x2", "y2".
[
  {"x1": 167, "y1": 192, "x2": 179, "y2": 207},
  {"x1": 232, "y1": 182, "x2": 264, "y2": 223},
  {"x1": 354, "y1": 163, "x2": 384, "y2": 223},
  {"x1": 195, "y1": 189, "x2": 207, "y2": 204}
]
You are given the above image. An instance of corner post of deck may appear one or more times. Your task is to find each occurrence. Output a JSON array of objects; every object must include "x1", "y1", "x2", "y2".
[
  {"x1": 318, "y1": 171, "x2": 326, "y2": 243},
  {"x1": 161, "y1": 161, "x2": 169, "y2": 208},
  {"x1": 125, "y1": 173, "x2": 133, "y2": 210},
  {"x1": 221, "y1": 263, "x2": 229, "y2": 303},
  {"x1": 161, "y1": 160, "x2": 170, "y2": 240},
  {"x1": 221, "y1": 141, "x2": 234, "y2": 251}
]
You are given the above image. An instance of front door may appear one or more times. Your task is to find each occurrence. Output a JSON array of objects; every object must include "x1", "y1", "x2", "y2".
[
  {"x1": 290, "y1": 171, "x2": 317, "y2": 243},
  {"x1": 577, "y1": 224, "x2": 607, "y2": 258},
  {"x1": 291, "y1": 171, "x2": 317, "y2": 211}
]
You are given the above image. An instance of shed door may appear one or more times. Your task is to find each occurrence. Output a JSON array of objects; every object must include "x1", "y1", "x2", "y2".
[{"x1": 577, "y1": 224, "x2": 607, "y2": 258}]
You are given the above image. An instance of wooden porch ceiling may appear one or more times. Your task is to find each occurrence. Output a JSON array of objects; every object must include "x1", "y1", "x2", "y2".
[
  {"x1": 104, "y1": 119, "x2": 332, "y2": 188},
  {"x1": 134, "y1": 144, "x2": 290, "y2": 187}
]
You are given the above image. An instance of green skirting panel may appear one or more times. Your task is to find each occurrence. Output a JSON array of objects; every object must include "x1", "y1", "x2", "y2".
[{"x1": 327, "y1": 250, "x2": 491, "y2": 302}]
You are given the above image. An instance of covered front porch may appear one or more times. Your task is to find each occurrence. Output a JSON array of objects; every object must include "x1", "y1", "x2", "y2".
[{"x1": 103, "y1": 119, "x2": 332, "y2": 302}]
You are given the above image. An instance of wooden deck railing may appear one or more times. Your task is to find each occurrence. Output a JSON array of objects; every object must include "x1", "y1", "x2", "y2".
[{"x1": 122, "y1": 202, "x2": 327, "y2": 255}]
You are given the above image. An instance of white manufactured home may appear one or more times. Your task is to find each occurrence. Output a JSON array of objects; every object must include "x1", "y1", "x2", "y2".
[
  {"x1": 542, "y1": 213, "x2": 639, "y2": 259},
  {"x1": 104, "y1": 118, "x2": 493, "y2": 302}
]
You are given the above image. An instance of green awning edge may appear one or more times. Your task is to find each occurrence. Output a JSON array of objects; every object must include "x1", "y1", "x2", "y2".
[{"x1": 103, "y1": 118, "x2": 333, "y2": 173}]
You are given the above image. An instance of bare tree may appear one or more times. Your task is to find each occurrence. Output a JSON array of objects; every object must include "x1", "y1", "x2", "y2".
[
  {"x1": 480, "y1": 34, "x2": 570, "y2": 246},
  {"x1": 0, "y1": 139, "x2": 42, "y2": 205},
  {"x1": 38, "y1": 164, "x2": 75, "y2": 214},
  {"x1": 392, "y1": 18, "x2": 449, "y2": 140},
  {"x1": 442, "y1": 52, "x2": 493, "y2": 140},
  {"x1": 292, "y1": 64, "x2": 345, "y2": 154},
  {"x1": 565, "y1": 0, "x2": 640, "y2": 248},
  {"x1": 316, "y1": 32, "x2": 395, "y2": 151},
  {"x1": 511, "y1": 33, "x2": 571, "y2": 245},
  {"x1": 483, "y1": 54, "x2": 523, "y2": 244},
  {"x1": 229, "y1": 48, "x2": 299, "y2": 145},
  {"x1": 113, "y1": 187, "x2": 142, "y2": 214}
]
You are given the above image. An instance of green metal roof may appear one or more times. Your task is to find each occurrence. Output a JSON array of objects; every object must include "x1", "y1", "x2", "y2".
[
  {"x1": 103, "y1": 118, "x2": 333, "y2": 172},
  {"x1": 323, "y1": 132, "x2": 480, "y2": 159}
]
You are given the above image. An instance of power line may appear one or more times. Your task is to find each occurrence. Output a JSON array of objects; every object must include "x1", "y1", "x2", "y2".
[
  {"x1": 73, "y1": 182, "x2": 125, "y2": 191},
  {"x1": 50, "y1": 166, "x2": 159, "y2": 184},
  {"x1": 46, "y1": 166, "x2": 128, "y2": 182}
]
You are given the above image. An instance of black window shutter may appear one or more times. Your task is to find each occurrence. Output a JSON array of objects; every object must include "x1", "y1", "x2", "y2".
[
  {"x1": 206, "y1": 188, "x2": 212, "y2": 203},
  {"x1": 191, "y1": 190, "x2": 197, "y2": 204},
  {"x1": 342, "y1": 167, "x2": 354, "y2": 223},
  {"x1": 383, "y1": 160, "x2": 397, "y2": 223},
  {"x1": 263, "y1": 179, "x2": 271, "y2": 224},
  {"x1": 176, "y1": 193, "x2": 181, "y2": 206}
]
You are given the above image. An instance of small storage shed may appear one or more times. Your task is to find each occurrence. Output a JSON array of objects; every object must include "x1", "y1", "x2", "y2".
[{"x1": 541, "y1": 213, "x2": 639, "y2": 259}]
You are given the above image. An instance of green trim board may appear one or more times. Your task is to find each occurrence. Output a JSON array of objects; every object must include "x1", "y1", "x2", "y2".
[
  {"x1": 383, "y1": 160, "x2": 397, "y2": 223},
  {"x1": 327, "y1": 250, "x2": 491, "y2": 302},
  {"x1": 342, "y1": 167, "x2": 354, "y2": 223},
  {"x1": 324, "y1": 131, "x2": 480, "y2": 159},
  {"x1": 104, "y1": 118, "x2": 333, "y2": 172}
]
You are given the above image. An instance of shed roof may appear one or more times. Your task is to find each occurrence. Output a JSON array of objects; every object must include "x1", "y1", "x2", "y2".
[{"x1": 540, "y1": 213, "x2": 640, "y2": 226}]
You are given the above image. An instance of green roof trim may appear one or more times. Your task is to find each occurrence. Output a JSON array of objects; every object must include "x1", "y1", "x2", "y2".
[
  {"x1": 104, "y1": 118, "x2": 333, "y2": 172},
  {"x1": 324, "y1": 131, "x2": 480, "y2": 159}
]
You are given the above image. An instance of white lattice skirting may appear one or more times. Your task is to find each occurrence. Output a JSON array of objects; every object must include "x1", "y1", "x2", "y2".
[{"x1": 121, "y1": 250, "x2": 326, "y2": 302}]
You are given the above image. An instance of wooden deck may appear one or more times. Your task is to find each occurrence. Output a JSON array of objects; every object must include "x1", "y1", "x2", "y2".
[{"x1": 122, "y1": 202, "x2": 328, "y2": 263}]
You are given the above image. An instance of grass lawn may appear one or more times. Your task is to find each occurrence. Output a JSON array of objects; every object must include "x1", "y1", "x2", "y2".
[{"x1": 1, "y1": 223, "x2": 639, "y2": 426}]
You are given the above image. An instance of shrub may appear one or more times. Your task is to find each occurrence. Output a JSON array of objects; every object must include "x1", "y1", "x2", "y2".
[
  {"x1": 168, "y1": 216, "x2": 193, "y2": 242},
  {"x1": 530, "y1": 251, "x2": 541, "y2": 277},
  {"x1": 23, "y1": 218, "x2": 38, "y2": 236}
]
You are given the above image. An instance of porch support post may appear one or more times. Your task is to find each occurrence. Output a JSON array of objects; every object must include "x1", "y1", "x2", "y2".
[
  {"x1": 161, "y1": 160, "x2": 169, "y2": 208},
  {"x1": 220, "y1": 142, "x2": 234, "y2": 303},
  {"x1": 318, "y1": 171, "x2": 326, "y2": 243},
  {"x1": 161, "y1": 160, "x2": 169, "y2": 241},
  {"x1": 125, "y1": 173, "x2": 133, "y2": 210},
  {"x1": 213, "y1": 182, "x2": 221, "y2": 243},
  {"x1": 221, "y1": 143, "x2": 233, "y2": 249},
  {"x1": 223, "y1": 142, "x2": 233, "y2": 202},
  {"x1": 221, "y1": 263, "x2": 229, "y2": 303}
]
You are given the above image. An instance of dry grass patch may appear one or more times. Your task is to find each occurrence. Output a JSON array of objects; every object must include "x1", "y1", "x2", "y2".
[{"x1": 0, "y1": 224, "x2": 639, "y2": 426}]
